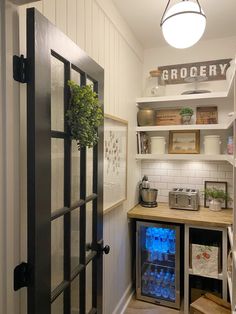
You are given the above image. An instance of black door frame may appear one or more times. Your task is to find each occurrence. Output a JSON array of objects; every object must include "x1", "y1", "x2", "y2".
[{"x1": 27, "y1": 8, "x2": 104, "y2": 314}]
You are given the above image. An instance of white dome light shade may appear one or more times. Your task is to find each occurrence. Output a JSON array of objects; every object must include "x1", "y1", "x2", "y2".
[{"x1": 161, "y1": 1, "x2": 206, "y2": 49}]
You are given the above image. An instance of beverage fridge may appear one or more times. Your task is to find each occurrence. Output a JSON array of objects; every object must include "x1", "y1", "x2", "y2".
[{"x1": 136, "y1": 221, "x2": 181, "y2": 309}]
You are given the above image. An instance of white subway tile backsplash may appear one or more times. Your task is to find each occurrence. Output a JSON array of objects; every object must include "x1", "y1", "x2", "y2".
[
  {"x1": 209, "y1": 171, "x2": 226, "y2": 179},
  {"x1": 189, "y1": 177, "x2": 203, "y2": 185},
  {"x1": 161, "y1": 176, "x2": 174, "y2": 183},
  {"x1": 195, "y1": 170, "x2": 210, "y2": 178},
  {"x1": 159, "y1": 189, "x2": 169, "y2": 197},
  {"x1": 202, "y1": 163, "x2": 218, "y2": 171},
  {"x1": 148, "y1": 176, "x2": 161, "y2": 182},
  {"x1": 155, "y1": 182, "x2": 168, "y2": 189},
  {"x1": 226, "y1": 172, "x2": 233, "y2": 179},
  {"x1": 174, "y1": 177, "x2": 189, "y2": 184},
  {"x1": 158, "y1": 196, "x2": 168, "y2": 203},
  {"x1": 180, "y1": 170, "x2": 196, "y2": 177},
  {"x1": 141, "y1": 160, "x2": 233, "y2": 208},
  {"x1": 168, "y1": 170, "x2": 181, "y2": 176},
  {"x1": 218, "y1": 164, "x2": 233, "y2": 172}
]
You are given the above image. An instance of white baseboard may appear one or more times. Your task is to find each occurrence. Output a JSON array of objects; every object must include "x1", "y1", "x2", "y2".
[{"x1": 112, "y1": 283, "x2": 135, "y2": 314}]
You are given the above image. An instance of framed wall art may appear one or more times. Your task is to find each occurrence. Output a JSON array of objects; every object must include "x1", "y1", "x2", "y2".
[
  {"x1": 196, "y1": 106, "x2": 218, "y2": 124},
  {"x1": 104, "y1": 114, "x2": 128, "y2": 213},
  {"x1": 204, "y1": 181, "x2": 228, "y2": 209},
  {"x1": 169, "y1": 130, "x2": 200, "y2": 154}
]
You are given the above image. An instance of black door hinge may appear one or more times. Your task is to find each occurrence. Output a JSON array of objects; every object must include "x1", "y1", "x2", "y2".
[
  {"x1": 13, "y1": 55, "x2": 28, "y2": 83},
  {"x1": 14, "y1": 262, "x2": 30, "y2": 291}
]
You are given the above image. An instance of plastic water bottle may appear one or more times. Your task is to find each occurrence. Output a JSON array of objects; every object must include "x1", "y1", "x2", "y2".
[
  {"x1": 149, "y1": 271, "x2": 155, "y2": 296},
  {"x1": 169, "y1": 273, "x2": 175, "y2": 301},
  {"x1": 146, "y1": 228, "x2": 153, "y2": 262},
  {"x1": 169, "y1": 230, "x2": 176, "y2": 254},
  {"x1": 155, "y1": 270, "x2": 162, "y2": 297},
  {"x1": 162, "y1": 229, "x2": 168, "y2": 253},
  {"x1": 153, "y1": 229, "x2": 159, "y2": 261},
  {"x1": 142, "y1": 272, "x2": 149, "y2": 294},
  {"x1": 161, "y1": 281, "x2": 169, "y2": 299}
]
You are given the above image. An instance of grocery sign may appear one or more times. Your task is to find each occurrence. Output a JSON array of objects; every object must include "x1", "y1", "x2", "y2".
[{"x1": 158, "y1": 59, "x2": 232, "y2": 84}]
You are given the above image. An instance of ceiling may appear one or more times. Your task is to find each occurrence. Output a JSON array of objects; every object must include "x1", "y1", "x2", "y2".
[{"x1": 112, "y1": 0, "x2": 236, "y2": 49}]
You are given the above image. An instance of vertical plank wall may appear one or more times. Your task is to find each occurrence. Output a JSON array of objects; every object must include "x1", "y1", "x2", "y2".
[
  {"x1": 19, "y1": 1, "x2": 143, "y2": 313},
  {"x1": 0, "y1": 3, "x2": 5, "y2": 314},
  {"x1": 1, "y1": 1, "x2": 21, "y2": 314}
]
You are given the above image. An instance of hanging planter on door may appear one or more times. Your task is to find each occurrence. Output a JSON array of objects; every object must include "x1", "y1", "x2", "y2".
[{"x1": 66, "y1": 80, "x2": 103, "y2": 150}]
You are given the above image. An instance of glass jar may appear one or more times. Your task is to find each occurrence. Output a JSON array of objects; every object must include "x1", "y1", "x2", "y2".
[{"x1": 146, "y1": 69, "x2": 166, "y2": 97}]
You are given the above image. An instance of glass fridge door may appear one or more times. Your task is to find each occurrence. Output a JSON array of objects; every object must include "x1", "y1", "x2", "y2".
[{"x1": 136, "y1": 221, "x2": 180, "y2": 309}]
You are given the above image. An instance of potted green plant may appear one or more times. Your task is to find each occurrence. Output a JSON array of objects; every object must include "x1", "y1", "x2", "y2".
[
  {"x1": 179, "y1": 107, "x2": 194, "y2": 125},
  {"x1": 204, "y1": 188, "x2": 231, "y2": 211},
  {"x1": 66, "y1": 80, "x2": 103, "y2": 150}
]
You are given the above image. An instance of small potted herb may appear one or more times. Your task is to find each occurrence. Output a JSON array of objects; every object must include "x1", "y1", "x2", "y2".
[
  {"x1": 204, "y1": 188, "x2": 231, "y2": 211},
  {"x1": 66, "y1": 80, "x2": 103, "y2": 150},
  {"x1": 179, "y1": 107, "x2": 194, "y2": 125}
]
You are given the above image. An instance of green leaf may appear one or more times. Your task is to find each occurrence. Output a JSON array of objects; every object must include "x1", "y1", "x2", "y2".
[{"x1": 66, "y1": 80, "x2": 103, "y2": 150}]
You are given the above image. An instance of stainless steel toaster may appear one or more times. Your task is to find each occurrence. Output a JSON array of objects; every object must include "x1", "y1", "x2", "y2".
[{"x1": 169, "y1": 188, "x2": 199, "y2": 211}]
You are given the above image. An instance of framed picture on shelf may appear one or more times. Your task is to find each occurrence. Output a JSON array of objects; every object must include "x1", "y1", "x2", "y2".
[
  {"x1": 169, "y1": 130, "x2": 200, "y2": 154},
  {"x1": 104, "y1": 114, "x2": 128, "y2": 213},
  {"x1": 204, "y1": 181, "x2": 228, "y2": 209},
  {"x1": 196, "y1": 106, "x2": 218, "y2": 124}
]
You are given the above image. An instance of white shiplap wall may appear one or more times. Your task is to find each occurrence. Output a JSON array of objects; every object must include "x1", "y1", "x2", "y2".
[
  {"x1": 18, "y1": 1, "x2": 143, "y2": 314},
  {"x1": 1, "y1": 1, "x2": 21, "y2": 314}
]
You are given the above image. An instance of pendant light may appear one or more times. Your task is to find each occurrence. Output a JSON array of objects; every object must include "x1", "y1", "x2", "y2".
[{"x1": 160, "y1": 0, "x2": 206, "y2": 49}]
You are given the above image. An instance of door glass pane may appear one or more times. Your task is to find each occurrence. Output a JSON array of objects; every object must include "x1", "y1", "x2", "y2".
[
  {"x1": 86, "y1": 262, "x2": 93, "y2": 313},
  {"x1": 51, "y1": 55, "x2": 64, "y2": 131},
  {"x1": 71, "y1": 140, "x2": 80, "y2": 205},
  {"x1": 71, "y1": 276, "x2": 80, "y2": 314},
  {"x1": 51, "y1": 139, "x2": 64, "y2": 213},
  {"x1": 71, "y1": 68, "x2": 81, "y2": 85},
  {"x1": 51, "y1": 293, "x2": 64, "y2": 314},
  {"x1": 86, "y1": 147, "x2": 93, "y2": 196},
  {"x1": 51, "y1": 217, "x2": 64, "y2": 290},
  {"x1": 86, "y1": 77, "x2": 94, "y2": 90},
  {"x1": 71, "y1": 208, "x2": 80, "y2": 271},
  {"x1": 86, "y1": 202, "x2": 93, "y2": 257}
]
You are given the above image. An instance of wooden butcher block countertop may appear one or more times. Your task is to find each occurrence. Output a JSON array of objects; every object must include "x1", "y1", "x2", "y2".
[{"x1": 128, "y1": 203, "x2": 233, "y2": 228}]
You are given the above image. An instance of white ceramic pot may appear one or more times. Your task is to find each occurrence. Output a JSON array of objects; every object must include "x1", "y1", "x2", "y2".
[
  {"x1": 204, "y1": 135, "x2": 221, "y2": 155},
  {"x1": 181, "y1": 114, "x2": 192, "y2": 125},
  {"x1": 209, "y1": 199, "x2": 222, "y2": 211},
  {"x1": 151, "y1": 137, "x2": 166, "y2": 154}
]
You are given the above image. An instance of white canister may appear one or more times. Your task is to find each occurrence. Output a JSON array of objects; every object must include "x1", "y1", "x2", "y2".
[
  {"x1": 151, "y1": 137, "x2": 166, "y2": 154},
  {"x1": 204, "y1": 135, "x2": 221, "y2": 155}
]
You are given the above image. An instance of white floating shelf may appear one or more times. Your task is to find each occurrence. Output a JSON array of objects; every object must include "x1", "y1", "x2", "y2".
[
  {"x1": 189, "y1": 268, "x2": 223, "y2": 280},
  {"x1": 228, "y1": 226, "x2": 234, "y2": 250},
  {"x1": 136, "y1": 154, "x2": 234, "y2": 165},
  {"x1": 136, "y1": 70, "x2": 234, "y2": 107},
  {"x1": 136, "y1": 116, "x2": 235, "y2": 132}
]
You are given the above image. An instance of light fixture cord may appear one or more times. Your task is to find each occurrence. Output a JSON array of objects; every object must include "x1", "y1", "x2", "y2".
[
  {"x1": 196, "y1": 0, "x2": 203, "y2": 14},
  {"x1": 160, "y1": 0, "x2": 205, "y2": 26},
  {"x1": 160, "y1": 0, "x2": 171, "y2": 26}
]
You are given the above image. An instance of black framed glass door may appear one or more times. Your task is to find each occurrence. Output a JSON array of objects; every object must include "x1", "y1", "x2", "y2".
[{"x1": 26, "y1": 8, "x2": 106, "y2": 314}]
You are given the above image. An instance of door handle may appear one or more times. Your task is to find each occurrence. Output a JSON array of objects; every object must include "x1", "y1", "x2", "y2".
[
  {"x1": 101, "y1": 245, "x2": 110, "y2": 255},
  {"x1": 86, "y1": 242, "x2": 110, "y2": 255}
]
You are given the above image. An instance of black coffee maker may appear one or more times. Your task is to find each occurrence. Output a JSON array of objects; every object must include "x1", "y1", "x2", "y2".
[{"x1": 139, "y1": 176, "x2": 158, "y2": 208}]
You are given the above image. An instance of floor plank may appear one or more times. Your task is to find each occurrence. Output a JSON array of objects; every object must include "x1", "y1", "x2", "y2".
[{"x1": 124, "y1": 297, "x2": 181, "y2": 314}]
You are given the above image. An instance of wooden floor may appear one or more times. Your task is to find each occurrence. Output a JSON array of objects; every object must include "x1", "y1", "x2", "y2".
[{"x1": 124, "y1": 297, "x2": 181, "y2": 314}]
